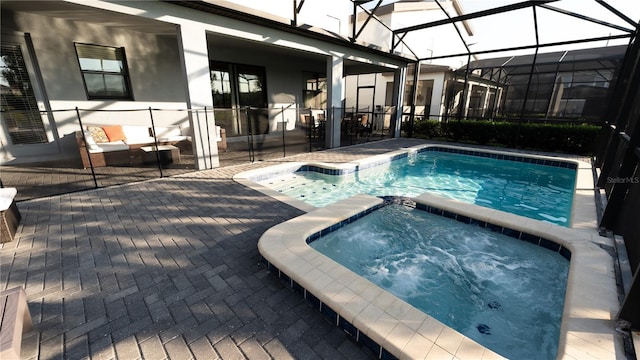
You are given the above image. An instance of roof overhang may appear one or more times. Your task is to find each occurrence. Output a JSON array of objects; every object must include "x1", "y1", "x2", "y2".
[
  {"x1": 167, "y1": 0, "x2": 417, "y2": 63},
  {"x1": 1, "y1": 0, "x2": 177, "y2": 35}
]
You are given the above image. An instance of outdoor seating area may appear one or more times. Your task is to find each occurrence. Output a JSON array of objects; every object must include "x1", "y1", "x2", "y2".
[
  {"x1": 75, "y1": 124, "x2": 201, "y2": 168},
  {"x1": 341, "y1": 113, "x2": 371, "y2": 138}
]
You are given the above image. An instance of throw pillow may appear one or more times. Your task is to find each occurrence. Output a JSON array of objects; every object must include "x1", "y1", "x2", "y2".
[
  {"x1": 87, "y1": 126, "x2": 109, "y2": 143},
  {"x1": 102, "y1": 125, "x2": 126, "y2": 142}
]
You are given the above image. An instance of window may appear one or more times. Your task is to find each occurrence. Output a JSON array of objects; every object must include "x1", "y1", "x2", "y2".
[
  {"x1": 0, "y1": 43, "x2": 47, "y2": 145},
  {"x1": 236, "y1": 64, "x2": 267, "y2": 108},
  {"x1": 210, "y1": 61, "x2": 267, "y2": 109},
  {"x1": 75, "y1": 43, "x2": 132, "y2": 99},
  {"x1": 211, "y1": 63, "x2": 232, "y2": 108},
  {"x1": 403, "y1": 79, "x2": 433, "y2": 116},
  {"x1": 303, "y1": 72, "x2": 326, "y2": 109}
]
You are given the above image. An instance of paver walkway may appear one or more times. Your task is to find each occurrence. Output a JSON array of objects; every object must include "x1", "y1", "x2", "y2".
[{"x1": 1, "y1": 139, "x2": 426, "y2": 360}]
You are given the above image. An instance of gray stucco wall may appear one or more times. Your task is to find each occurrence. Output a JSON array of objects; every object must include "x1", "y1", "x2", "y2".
[
  {"x1": 1, "y1": 9, "x2": 189, "y2": 160},
  {"x1": 4, "y1": 10, "x2": 186, "y2": 104}
]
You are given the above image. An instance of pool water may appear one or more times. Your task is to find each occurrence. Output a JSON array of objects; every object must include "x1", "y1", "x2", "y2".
[
  {"x1": 309, "y1": 204, "x2": 569, "y2": 360},
  {"x1": 260, "y1": 151, "x2": 576, "y2": 226}
]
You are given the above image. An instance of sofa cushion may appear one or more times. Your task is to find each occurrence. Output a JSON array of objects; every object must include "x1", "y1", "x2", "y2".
[
  {"x1": 122, "y1": 125, "x2": 151, "y2": 140},
  {"x1": 158, "y1": 135, "x2": 189, "y2": 143},
  {"x1": 0, "y1": 188, "x2": 17, "y2": 212},
  {"x1": 83, "y1": 133, "x2": 100, "y2": 151},
  {"x1": 102, "y1": 125, "x2": 126, "y2": 142},
  {"x1": 88, "y1": 126, "x2": 109, "y2": 143},
  {"x1": 153, "y1": 126, "x2": 181, "y2": 138},
  {"x1": 88, "y1": 141, "x2": 129, "y2": 153},
  {"x1": 124, "y1": 137, "x2": 156, "y2": 146}
]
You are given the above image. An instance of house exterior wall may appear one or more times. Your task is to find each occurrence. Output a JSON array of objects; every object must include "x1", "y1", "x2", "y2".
[
  {"x1": 353, "y1": 69, "x2": 449, "y2": 122},
  {"x1": 1, "y1": 8, "x2": 189, "y2": 161},
  {"x1": 136, "y1": 0, "x2": 407, "y2": 148},
  {"x1": 223, "y1": 0, "x2": 353, "y2": 38},
  {"x1": 344, "y1": 73, "x2": 387, "y2": 112},
  {"x1": 351, "y1": 0, "x2": 472, "y2": 122},
  {"x1": 1, "y1": 0, "x2": 410, "y2": 164},
  {"x1": 354, "y1": 0, "x2": 471, "y2": 68}
]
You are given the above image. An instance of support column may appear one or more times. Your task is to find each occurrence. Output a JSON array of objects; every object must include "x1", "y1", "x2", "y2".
[
  {"x1": 326, "y1": 55, "x2": 345, "y2": 148},
  {"x1": 480, "y1": 85, "x2": 491, "y2": 118},
  {"x1": 177, "y1": 23, "x2": 219, "y2": 170},
  {"x1": 462, "y1": 83, "x2": 473, "y2": 119},
  {"x1": 391, "y1": 66, "x2": 407, "y2": 138},
  {"x1": 407, "y1": 62, "x2": 420, "y2": 138}
]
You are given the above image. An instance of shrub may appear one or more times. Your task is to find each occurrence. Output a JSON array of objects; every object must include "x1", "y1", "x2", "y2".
[
  {"x1": 413, "y1": 119, "x2": 442, "y2": 139},
  {"x1": 464, "y1": 120, "x2": 496, "y2": 144},
  {"x1": 409, "y1": 119, "x2": 600, "y2": 155},
  {"x1": 515, "y1": 123, "x2": 600, "y2": 154},
  {"x1": 493, "y1": 122, "x2": 521, "y2": 147}
]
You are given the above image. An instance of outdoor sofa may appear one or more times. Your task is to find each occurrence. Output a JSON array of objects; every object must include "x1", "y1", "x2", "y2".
[{"x1": 75, "y1": 124, "x2": 193, "y2": 168}]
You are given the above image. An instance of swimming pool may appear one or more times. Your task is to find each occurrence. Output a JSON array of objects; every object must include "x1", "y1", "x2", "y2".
[
  {"x1": 254, "y1": 147, "x2": 577, "y2": 226},
  {"x1": 308, "y1": 202, "x2": 569, "y2": 360}
]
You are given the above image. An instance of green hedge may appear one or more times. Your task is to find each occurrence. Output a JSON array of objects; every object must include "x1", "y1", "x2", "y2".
[{"x1": 411, "y1": 119, "x2": 600, "y2": 155}]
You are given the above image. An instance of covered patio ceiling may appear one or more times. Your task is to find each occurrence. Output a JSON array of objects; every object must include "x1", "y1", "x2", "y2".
[{"x1": 207, "y1": 31, "x2": 401, "y2": 75}]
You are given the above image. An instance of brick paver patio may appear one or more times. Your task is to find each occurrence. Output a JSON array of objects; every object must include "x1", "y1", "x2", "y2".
[{"x1": 1, "y1": 139, "x2": 426, "y2": 360}]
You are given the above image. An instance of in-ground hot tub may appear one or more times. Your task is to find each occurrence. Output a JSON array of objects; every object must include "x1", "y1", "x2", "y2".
[
  {"x1": 258, "y1": 193, "x2": 620, "y2": 359},
  {"x1": 308, "y1": 199, "x2": 569, "y2": 359}
]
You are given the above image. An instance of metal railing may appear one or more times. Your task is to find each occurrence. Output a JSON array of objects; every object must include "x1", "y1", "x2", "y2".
[
  {"x1": 338, "y1": 106, "x2": 396, "y2": 146},
  {"x1": 594, "y1": 30, "x2": 640, "y2": 333},
  {"x1": 0, "y1": 106, "x2": 328, "y2": 201}
]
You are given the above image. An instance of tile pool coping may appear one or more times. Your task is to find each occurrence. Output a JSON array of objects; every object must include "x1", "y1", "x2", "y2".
[{"x1": 239, "y1": 144, "x2": 620, "y2": 359}]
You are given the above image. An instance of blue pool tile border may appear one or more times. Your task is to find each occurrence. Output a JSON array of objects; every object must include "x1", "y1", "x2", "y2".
[
  {"x1": 295, "y1": 152, "x2": 410, "y2": 176},
  {"x1": 419, "y1": 146, "x2": 578, "y2": 169},
  {"x1": 262, "y1": 197, "x2": 572, "y2": 360},
  {"x1": 304, "y1": 202, "x2": 386, "y2": 245},
  {"x1": 249, "y1": 145, "x2": 577, "y2": 183},
  {"x1": 413, "y1": 201, "x2": 572, "y2": 260},
  {"x1": 304, "y1": 198, "x2": 571, "y2": 261}
]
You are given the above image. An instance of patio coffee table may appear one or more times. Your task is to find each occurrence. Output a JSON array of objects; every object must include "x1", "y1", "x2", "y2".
[{"x1": 140, "y1": 145, "x2": 180, "y2": 165}]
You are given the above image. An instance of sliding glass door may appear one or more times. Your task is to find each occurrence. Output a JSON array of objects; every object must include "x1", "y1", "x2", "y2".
[{"x1": 210, "y1": 61, "x2": 267, "y2": 138}]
